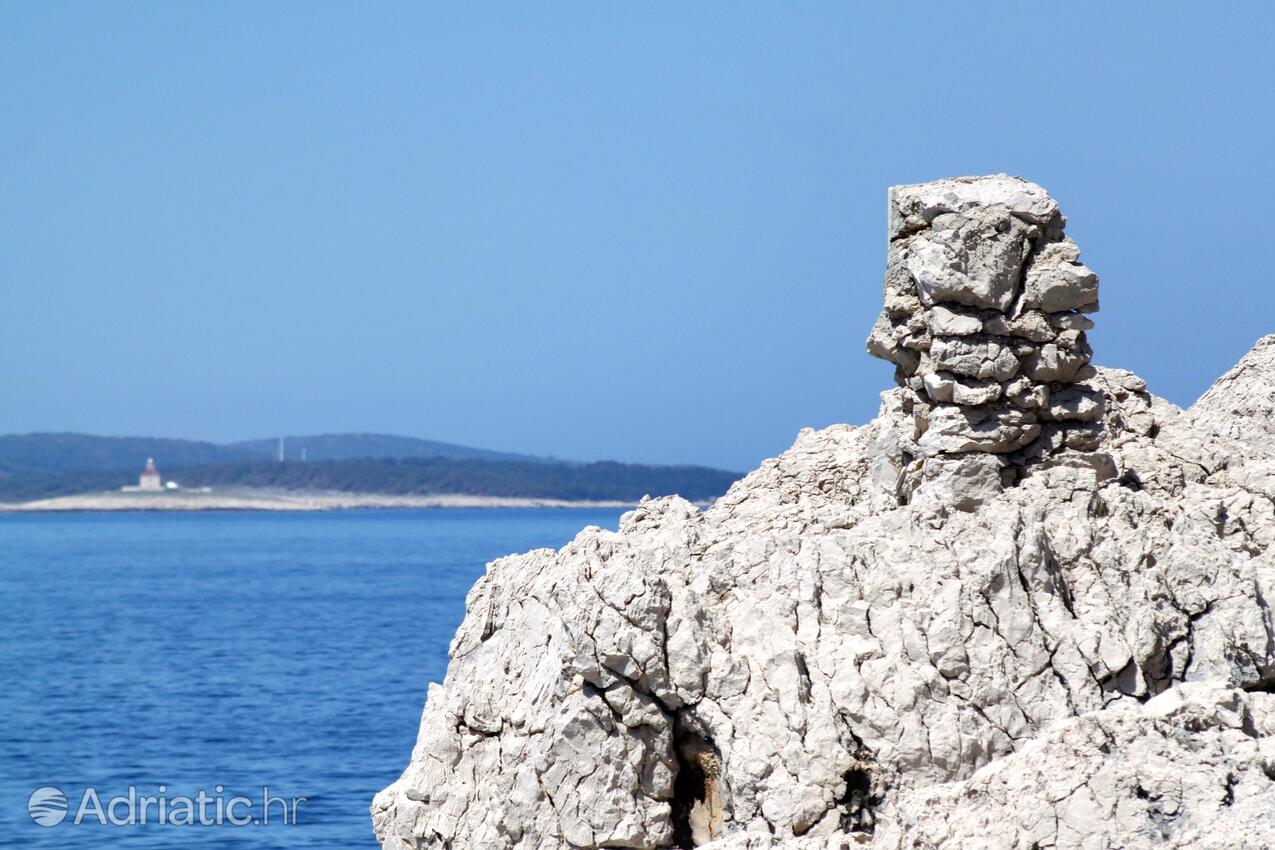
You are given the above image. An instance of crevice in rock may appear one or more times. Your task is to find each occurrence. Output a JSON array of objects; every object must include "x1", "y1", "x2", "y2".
[
  {"x1": 1095, "y1": 660, "x2": 1140, "y2": 699},
  {"x1": 1214, "y1": 505, "x2": 1231, "y2": 538},
  {"x1": 1180, "y1": 603, "x2": 1214, "y2": 679},
  {"x1": 1118, "y1": 470, "x2": 1143, "y2": 491},
  {"x1": 795, "y1": 652, "x2": 813, "y2": 704},
  {"x1": 832, "y1": 728, "x2": 883, "y2": 836},
  {"x1": 837, "y1": 765, "x2": 881, "y2": 834},
  {"x1": 669, "y1": 721, "x2": 723, "y2": 848}
]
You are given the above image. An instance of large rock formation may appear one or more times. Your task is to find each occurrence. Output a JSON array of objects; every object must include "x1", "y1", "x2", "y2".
[
  {"x1": 866, "y1": 175, "x2": 1103, "y2": 466},
  {"x1": 373, "y1": 176, "x2": 1275, "y2": 850}
]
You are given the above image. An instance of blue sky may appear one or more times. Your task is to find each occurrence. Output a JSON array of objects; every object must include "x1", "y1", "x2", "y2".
[{"x1": 2, "y1": 4, "x2": 1272, "y2": 471}]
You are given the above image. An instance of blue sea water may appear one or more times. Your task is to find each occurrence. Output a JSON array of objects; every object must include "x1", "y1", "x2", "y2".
[{"x1": 0, "y1": 508, "x2": 624, "y2": 848}]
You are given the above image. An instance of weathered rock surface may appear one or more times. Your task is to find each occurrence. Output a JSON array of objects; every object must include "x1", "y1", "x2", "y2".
[
  {"x1": 372, "y1": 177, "x2": 1275, "y2": 850},
  {"x1": 867, "y1": 175, "x2": 1103, "y2": 464}
]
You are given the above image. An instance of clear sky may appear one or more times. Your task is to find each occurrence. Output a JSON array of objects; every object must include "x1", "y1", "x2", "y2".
[{"x1": 3, "y1": 4, "x2": 1273, "y2": 471}]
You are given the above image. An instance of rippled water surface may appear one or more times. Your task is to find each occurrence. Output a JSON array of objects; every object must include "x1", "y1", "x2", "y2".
[{"x1": 0, "y1": 508, "x2": 624, "y2": 847}]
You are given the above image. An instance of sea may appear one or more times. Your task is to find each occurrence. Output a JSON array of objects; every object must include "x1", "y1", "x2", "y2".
[{"x1": 0, "y1": 508, "x2": 625, "y2": 848}]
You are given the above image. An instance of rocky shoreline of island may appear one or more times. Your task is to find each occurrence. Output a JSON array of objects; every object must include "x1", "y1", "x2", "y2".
[{"x1": 0, "y1": 487, "x2": 638, "y2": 512}]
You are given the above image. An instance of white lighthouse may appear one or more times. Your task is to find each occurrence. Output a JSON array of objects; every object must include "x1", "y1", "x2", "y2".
[
  {"x1": 121, "y1": 458, "x2": 164, "y2": 492},
  {"x1": 138, "y1": 458, "x2": 162, "y2": 491}
]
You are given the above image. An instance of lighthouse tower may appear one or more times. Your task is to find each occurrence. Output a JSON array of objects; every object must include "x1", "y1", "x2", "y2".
[{"x1": 138, "y1": 458, "x2": 162, "y2": 491}]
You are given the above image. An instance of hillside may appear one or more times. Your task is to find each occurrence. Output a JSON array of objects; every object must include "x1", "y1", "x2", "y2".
[
  {"x1": 229, "y1": 432, "x2": 546, "y2": 464},
  {"x1": 169, "y1": 458, "x2": 736, "y2": 503},
  {"x1": 0, "y1": 432, "x2": 550, "y2": 482},
  {"x1": 0, "y1": 433, "x2": 258, "y2": 478},
  {"x1": 0, "y1": 451, "x2": 741, "y2": 505}
]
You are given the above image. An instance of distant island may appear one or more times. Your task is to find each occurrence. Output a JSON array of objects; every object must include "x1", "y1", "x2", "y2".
[{"x1": 0, "y1": 433, "x2": 742, "y2": 511}]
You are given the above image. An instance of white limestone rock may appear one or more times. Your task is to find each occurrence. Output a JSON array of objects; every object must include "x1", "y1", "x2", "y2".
[
  {"x1": 915, "y1": 401, "x2": 1040, "y2": 455},
  {"x1": 927, "y1": 337, "x2": 1020, "y2": 381},
  {"x1": 888, "y1": 174, "x2": 1060, "y2": 239},
  {"x1": 1021, "y1": 238, "x2": 1100, "y2": 313},
  {"x1": 1040, "y1": 384, "x2": 1105, "y2": 422},
  {"x1": 868, "y1": 176, "x2": 1099, "y2": 460},
  {"x1": 372, "y1": 181, "x2": 1275, "y2": 850},
  {"x1": 905, "y1": 209, "x2": 1033, "y2": 311},
  {"x1": 922, "y1": 305, "x2": 982, "y2": 336},
  {"x1": 1184, "y1": 334, "x2": 1275, "y2": 451},
  {"x1": 873, "y1": 683, "x2": 1275, "y2": 850},
  {"x1": 983, "y1": 309, "x2": 1056, "y2": 342},
  {"x1": 920, "y1": 372, "x2": 1002, "y2": 406},
  {"x1": 706, "y1": 684, "x2": 1275, "y2": 850},
  {"x1": 1021, "y1": 341, "x2": 1093, "y2": 383}
]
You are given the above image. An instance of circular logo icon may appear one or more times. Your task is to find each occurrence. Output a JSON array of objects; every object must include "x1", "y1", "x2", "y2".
[{"x1": 28, "y1": 786, "x2": 68, "y2": 827}]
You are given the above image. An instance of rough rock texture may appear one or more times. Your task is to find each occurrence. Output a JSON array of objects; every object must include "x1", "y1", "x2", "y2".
[
  {"x1": 866, "y1": 175, "x2": 1102, "y2": 464},
  {"x1": 701, "y1": 684, "x2": 1275, "y2": 850},
  {"x1": 372, "y1": 177, "x2": 1275, "y2": 850}
]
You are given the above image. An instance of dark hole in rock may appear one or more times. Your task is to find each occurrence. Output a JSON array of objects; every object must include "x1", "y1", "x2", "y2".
[
  {"x1": 795, "y1": 652, "x2": 812, "y2": 704},
  {"x1": 1097, "y1": 660, "x2": 1140, "y2": 697},
  {"x1": 1089, "y1": 494, "x2": 1110, "y2": 518},
  {"x1": 670, "y1": 727, "x2": 722, "y2": 848},
  {"x1": 838, "y1": 766, "x2": 881, "y2": 834},
  {"x1": 1119, "y1": 470, "x2": 1143, "y2": 491}
]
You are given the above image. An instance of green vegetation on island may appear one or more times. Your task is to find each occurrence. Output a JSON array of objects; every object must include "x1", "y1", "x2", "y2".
[{"x1": 0, "y1": 433, "x2": 742, "y2": 504}]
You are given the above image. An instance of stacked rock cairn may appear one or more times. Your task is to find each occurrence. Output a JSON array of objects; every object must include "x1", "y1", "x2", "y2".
[{"x1": 867, "y1": 174, "x2": 1106, "y2": 479}]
